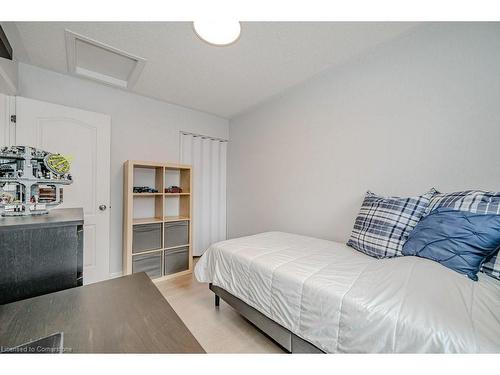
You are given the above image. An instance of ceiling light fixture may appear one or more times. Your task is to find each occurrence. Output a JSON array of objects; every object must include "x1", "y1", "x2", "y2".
[{"x1": 193, "y1": 21, "x2": 241, "y2": 46}]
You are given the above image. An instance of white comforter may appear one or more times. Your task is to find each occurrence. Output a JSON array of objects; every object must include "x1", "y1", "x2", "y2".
[{"x1": 195, "y1": 232, "x2": 500, "y2": 353}]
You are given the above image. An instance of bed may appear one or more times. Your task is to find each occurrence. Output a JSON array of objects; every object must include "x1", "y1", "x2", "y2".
[{"x1": 195, "y1": 231, "x2": 500, "y2": 353}]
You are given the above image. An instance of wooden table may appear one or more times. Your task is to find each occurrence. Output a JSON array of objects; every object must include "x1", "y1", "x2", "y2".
[{"x1": 0, "y1": 272, "x2": 204, "y2": 353}]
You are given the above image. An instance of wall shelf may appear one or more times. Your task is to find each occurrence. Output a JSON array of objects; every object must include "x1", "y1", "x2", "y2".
[
  {"x1": 123, "y1": 160, "x2": 193, "y2": 280},
  {"x1": 164, "y1": 215, "x2": 190, "y2": 222},
  {"x1": 132, "y1": 217, "x2": 163, "y2": 225}
]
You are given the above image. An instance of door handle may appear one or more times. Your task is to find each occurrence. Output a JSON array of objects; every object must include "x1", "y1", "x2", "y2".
[{"x1": 99, "y1": 204, "x2": 107, "y2": 211}]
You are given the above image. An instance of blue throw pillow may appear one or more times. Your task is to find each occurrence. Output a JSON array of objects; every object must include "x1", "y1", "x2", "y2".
[
  {"x1": 424, "y1": 189, "x2": 500, "y2": 280},
  {"x1": 402, "y1": 208, "x2": 500, "y2": 281}
]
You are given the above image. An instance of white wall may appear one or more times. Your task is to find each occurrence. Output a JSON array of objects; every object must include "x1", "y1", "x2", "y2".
[
  {"x1": 0, "y1": 57, "x2": 17, "y2": 95},
  {"x1": 18, "y1": 63, "x2": 229, "y2": 275},
  {"x1": 228, "y1": 23, "x2": 500, "y2": 242}
]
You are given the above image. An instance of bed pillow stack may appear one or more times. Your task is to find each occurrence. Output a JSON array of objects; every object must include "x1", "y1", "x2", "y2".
[
  {"x1": 416, "y1": 190, "x2": 500, "y2": 280},
  {"x1": 346, "y1": 189, "x2": 437, "y2": 258},
  {"x1": 347, "y1": 189, "x2": 500, "y2": 282}
]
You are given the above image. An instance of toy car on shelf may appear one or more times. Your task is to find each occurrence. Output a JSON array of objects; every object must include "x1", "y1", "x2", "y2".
[
  {"x1": 0, "y1": 146, "x2": 73, "y2": 216},
  {"x1": 133, "y1": 186, "x2": 158, "y2": 193},
  {"x1": 165, "y1": 186, "x2": 182, "y2": 193}
]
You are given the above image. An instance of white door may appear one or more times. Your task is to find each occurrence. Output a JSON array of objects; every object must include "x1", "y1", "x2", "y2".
[{"x1": 15, "y1": 96, "x2": 111, "y2": 284}]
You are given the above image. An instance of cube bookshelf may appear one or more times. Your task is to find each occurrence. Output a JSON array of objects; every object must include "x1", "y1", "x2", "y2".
[{"x1": 123, "y1": 160, "x2": 193, "y2": 282}]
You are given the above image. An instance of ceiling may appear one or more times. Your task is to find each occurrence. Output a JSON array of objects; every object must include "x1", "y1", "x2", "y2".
[{"x1": 3, "y1": 22, "x2": 419, "y2": 118}]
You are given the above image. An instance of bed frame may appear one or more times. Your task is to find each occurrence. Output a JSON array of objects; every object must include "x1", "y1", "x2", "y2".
[{"x1": 209, "y1": 284, "x2": 324, "y2": 353}]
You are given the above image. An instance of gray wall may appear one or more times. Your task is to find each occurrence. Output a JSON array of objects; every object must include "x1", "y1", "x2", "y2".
[
  {"x1": 18, "y1": 63, "x2": 229, "y2": 275},
  {"x1": 228, "y1": 23, "x2": 500, "y2": 242}
]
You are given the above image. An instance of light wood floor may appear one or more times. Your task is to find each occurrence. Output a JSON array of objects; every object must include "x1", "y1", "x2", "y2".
[{"x1": 155, "y1": 262, "x2": 285, "y2": 353}]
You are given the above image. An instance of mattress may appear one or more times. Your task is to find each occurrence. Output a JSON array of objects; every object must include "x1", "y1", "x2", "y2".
[{"x1": 195, "y1": 232, "x2": 500, "y2": 353}]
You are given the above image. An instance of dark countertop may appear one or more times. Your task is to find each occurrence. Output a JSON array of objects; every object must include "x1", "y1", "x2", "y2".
[
  {"x1": 0, "y1": 273, "x2": 205, "y2": 353},
  {"x1": 0, "y1": 208, "x2": 84, "y2": 231}
]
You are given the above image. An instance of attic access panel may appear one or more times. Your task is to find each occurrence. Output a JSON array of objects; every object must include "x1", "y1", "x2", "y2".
[
  {"x1": 65, "y1": 29, "x2": 146, "y2": 88},
  {"x1": 0, "y1": 26, "x2": 13, "y2": 60}
]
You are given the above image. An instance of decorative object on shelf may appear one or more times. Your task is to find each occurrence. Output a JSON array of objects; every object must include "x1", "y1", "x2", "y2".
[
  {"x1": 133, "y1": 186, "x2": 158, "y2": 193},
  {"x1": 0, "y1": 146, "x2": 73, "y2": 216},
  {"x1": 165, "y1": 186, "x2": 182, "y2": 193}
]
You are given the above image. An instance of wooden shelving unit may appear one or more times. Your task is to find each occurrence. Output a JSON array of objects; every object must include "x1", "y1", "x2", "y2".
[{"x1": 123, "y1": 160, "x2": 193, "y2": 282}]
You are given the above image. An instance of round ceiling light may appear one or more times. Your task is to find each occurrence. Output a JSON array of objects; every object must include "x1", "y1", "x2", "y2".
[{"x1": 193, "y1": 21, "x2": 241, "y2": 46}]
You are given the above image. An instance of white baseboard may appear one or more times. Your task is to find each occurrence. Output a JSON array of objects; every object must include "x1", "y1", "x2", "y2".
[{"x1": 109, "y1": 271, "x2": 123, "y2": 279}]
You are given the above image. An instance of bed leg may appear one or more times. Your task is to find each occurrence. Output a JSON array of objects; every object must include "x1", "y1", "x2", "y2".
[{"x1": 215, "y1": 294, "x2": 220, "y2": 307}]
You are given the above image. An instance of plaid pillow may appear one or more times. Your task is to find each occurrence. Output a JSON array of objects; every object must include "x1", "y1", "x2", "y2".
[
  {"x1": 425, "y1": 190, "x2": 500, "y2": 216},
  {"x1": 347, "y1": 189, "x2": 437, "y2": 258},
  {"x1": 482, "y1": 253, "x2": 500, "y2": 280},
  {"x1": 425, "y1": 190, "x2": 500, "y2": 280}
]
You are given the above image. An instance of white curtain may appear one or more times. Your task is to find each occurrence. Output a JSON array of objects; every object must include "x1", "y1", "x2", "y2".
[{"x1": 180, "y1": 133, "x2": 227, "y2": 256}]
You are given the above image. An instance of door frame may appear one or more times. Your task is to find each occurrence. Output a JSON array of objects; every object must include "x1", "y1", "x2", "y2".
[{"x1": 0, "y1": 94, "x2": 16, "y2": 146}]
